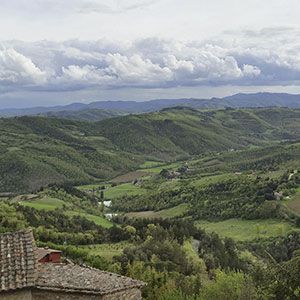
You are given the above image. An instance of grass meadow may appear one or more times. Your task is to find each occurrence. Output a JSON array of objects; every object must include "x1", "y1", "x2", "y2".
[{"x1": 196, "y1": 218, "x2": 300, "y2": 241}]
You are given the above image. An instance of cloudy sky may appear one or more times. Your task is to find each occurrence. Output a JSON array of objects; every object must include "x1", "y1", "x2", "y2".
[{"x1": 0, "y1": 0, "x2": 300, "y2": 108}]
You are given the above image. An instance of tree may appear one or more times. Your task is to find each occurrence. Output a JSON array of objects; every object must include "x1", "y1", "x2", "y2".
[
  {"x1": 266, "y1": 255, "x2": 300, "y2": 299},
  {"x1": 200, "y1": 271, "x2": 258, "y2": 300},
  {"x1": 0, "y1": 203, "x2": 27, "y2": 232},
  {"x1": 124, "y1": 225, "x2": 137, "y2": 236}
]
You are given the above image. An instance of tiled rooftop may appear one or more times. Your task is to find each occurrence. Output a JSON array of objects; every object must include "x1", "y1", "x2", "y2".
[
  {"x1": 0, "y1": 230, "x2": 36, "y2": 292},
  {"x1": 36, "y1": 263, "x2": 145, "y2": 295},
  {"x1": 0, "y1": 230, "x2": 145, "y2": 295}
]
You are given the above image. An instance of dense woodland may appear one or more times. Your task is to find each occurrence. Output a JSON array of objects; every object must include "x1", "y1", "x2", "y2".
[{"x1": 1, "y1": 197, "x2": 300, "y2": 299}]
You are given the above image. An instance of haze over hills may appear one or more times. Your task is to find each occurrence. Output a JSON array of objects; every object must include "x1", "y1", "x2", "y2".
[{"x1": 1, "y1": 93, "x2": 300, "y2": 121}]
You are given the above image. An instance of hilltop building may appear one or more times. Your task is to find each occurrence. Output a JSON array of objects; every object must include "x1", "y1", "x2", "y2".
[{"x1": 0, "y1": 230, "x2": 145, "y2": 300}]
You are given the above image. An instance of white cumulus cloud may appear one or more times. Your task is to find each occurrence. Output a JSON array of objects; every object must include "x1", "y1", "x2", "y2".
[
  {"x1": 1, "y1": 28, "x2": 300, "y2": 94},
  {"x1": 0, "y1": 48, "x2": 48, "y2": 86}
]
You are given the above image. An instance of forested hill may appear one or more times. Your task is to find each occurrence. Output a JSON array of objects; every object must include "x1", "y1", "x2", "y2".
[
  {"x1": 95, "y1": 107, "x2": 300, "y2": 157},
  {"x1": 0, "y1": 107, "x2": 299, "y2": 193},
  {"x1": 42, "y1": 108, "x2": 125, "y2": 122}
]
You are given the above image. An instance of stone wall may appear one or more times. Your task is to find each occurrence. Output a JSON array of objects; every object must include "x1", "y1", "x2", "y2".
[
  {"x1": 32, "y1": 288, "x2": 142, "y2": 300},
  {"x1": 101, "y1": 288, "x2": 142, "y2": 300},
  {"x1": 0, "y1": 287, "x2": 142, "y2": 300},
  {"x1": 0, "y1": 289, "x2": 32, "y2": 300},
  {"x1": 32, "y1": 290, "x2": 99, "y2": 300}
]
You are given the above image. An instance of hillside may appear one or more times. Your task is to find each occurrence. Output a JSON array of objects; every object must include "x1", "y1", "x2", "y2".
[
  {"x1": 0, "y1": 107, "x2": 299, "y2": 193},
  {"x1": 42, "y1": 109, "x2": 126, "y2": 122},
  {"x1": 0, "y1": 117, "x2": 142, "y2": 193},
  {"x1": 95, "y1": 107, "x2": 300, "y2": 158},
  {"x1": 111, "y1": 142, "x2": 300, "y2": 214},
  {"x1": 1, "y1": 92, "x2": 300, "y2": 117}
]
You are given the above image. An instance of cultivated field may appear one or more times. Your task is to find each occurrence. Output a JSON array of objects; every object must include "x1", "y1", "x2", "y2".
[
  {"x1": 20, "y1": 193, "x2": 113, "y2": 228},
  {"x1": 125, "y1": 203, "x2": 189, "y2": 219},
  {"x1": 285, "y1": 187, "x2": 300, "y2": 215},
  {"x1": 105, "y1": 183, "x2": 147, "y2": 199},
  {"x1": 196, "y1": 219, "x2": 300, "y2": 241},
  {"x1": 65, "y1": 211, "x2": 113, "y2": 228},
  {"x1": 20, "y1": 196, "x2": 67, "y2": 210},
  {"x1": 111, "y1": 171, "x2": 150, "y2": 183}
]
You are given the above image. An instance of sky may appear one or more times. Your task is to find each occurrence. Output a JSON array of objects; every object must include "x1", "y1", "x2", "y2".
[{"x1": 0, "y1": 0, "x2": 300, "y2": 108}]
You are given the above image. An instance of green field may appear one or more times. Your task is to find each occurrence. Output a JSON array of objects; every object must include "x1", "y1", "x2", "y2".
[
  {"x1": 190, "y1": 173, "x2": 236, "y2": 188},
  {"x1": 111, "y1": 171, "x2": 151, "y2": 184},
  {"x1": 77, "y1": 183, "x2": 106, "y2": 191},
  {"x1": 105, "y1": 183, "x2": 147, "y2": 199},
  {"x1": 285, "y1": 187, "x2": 300, "y2": 215},
  {"x1": 125, "y1": 203, "x2": 189, "y2": 219},
  {"x1": 77, "y1": 183, "x2": 146, "y2": 199},
  {"x1": 79, "y1": 181, "x2": 148, "y2": 199},
  {"x1": 20, "y1": 196, "x2": 67, "y2": 211},
  {"x1": 139, "y1": 161, "x2": 164, "y2": 169},
  {"x1": 196, "y1": 219, "x2": 300, "y2": 241},
  {"x1": 80, "y1": 242, "x2": 131, "y2": 260},
  {"x1": 20, "y1": 196, "x2": 113, "y2": 228},
  {"x1": 157, "y1": 203, "x2": 190, "y2": 218},
  {"x1": 139, "y1": 161, "x2": 183, "y2": 174},
  {"x1": 65, "y1": 211, "x2": 113, "y2": 228}
]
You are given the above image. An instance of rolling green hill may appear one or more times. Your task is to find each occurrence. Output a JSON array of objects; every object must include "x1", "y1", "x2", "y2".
[
  {"x1": 0, "y1": 117, "x2": 142, "y2": 193},
  {"x1": 0, "y1": 107, "x2": 299, "y2": 193},
  {"x1": 1, "y1": 107, "x2": 300, "y2": 300},
  {"x1": 95, "y1": 107, "x2": 300, "y2": 158},
  {"x1": 43, "y1": 108, "x2": 125, "y2": 122}
]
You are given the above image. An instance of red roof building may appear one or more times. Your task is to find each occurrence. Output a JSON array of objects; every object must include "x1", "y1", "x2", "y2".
[
  {"x1": 0, "y1": 230, "x2": 145, "y2": 299},
  {"x1": 36, "y1": 248, "x2": 62, "y2": 263}
]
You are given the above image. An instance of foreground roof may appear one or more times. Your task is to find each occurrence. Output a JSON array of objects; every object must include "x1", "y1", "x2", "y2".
[
  {"x1": 0, "y1": 230, "x2": 145, "y2": 295},
  {"x1": 0, "y1": 230, "x2": 36, "y2": 292},
  {"x1": 36, "y1": 263, "x2": 145, "y2": 295}
]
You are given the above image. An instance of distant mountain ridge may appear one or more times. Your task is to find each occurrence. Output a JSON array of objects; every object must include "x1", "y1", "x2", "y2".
[{"x1": 1, "y1": 92, "x2": 300, "y2": 118}]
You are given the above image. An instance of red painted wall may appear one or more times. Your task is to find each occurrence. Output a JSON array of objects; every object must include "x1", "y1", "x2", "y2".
[{"x1": 39, "y1": 252, "x2": 61, "y2": 263}]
